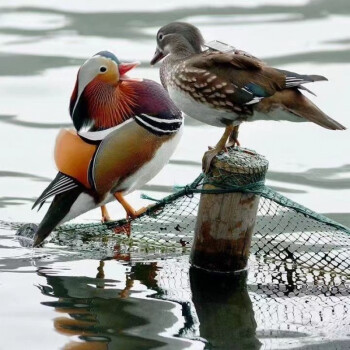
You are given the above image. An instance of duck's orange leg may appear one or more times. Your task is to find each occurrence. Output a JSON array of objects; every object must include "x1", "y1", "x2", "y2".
[
  {"x1": 226, "y1": 125, "x2": 240, "y2": 148},
  {"x1": 202, "y1": 125, "x2": 234, "y2": 173},
  {"x1": 101, "y1": 205, "x2": 111, "y2": 223},
  {"x1": 120, "y1": 275, "x2": 134, "y2": 299},
  {"x1": 114, "y1": 193, "x2": 148, "y2": 219}
]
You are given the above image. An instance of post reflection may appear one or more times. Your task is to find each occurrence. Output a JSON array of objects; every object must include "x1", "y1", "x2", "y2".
[{"x1": 190, "y1": 267, "x2": 262, "y2": 350}]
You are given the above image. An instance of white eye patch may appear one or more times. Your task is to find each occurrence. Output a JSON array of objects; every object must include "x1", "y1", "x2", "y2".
[
  {"x1": 77, "y1": 56, "x2": 104, "y2": 99},
  {"x1": 72, "y1": 56, "x2": 116, "y2": 115}
]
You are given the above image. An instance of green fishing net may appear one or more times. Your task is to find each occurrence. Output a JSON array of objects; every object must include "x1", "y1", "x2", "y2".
[
  {"x1": 51, "y1": 147, "x2": 350, "y2": 274},
  {"x1": 11, "y1": 146, "x2": 350, "y2": 346}
]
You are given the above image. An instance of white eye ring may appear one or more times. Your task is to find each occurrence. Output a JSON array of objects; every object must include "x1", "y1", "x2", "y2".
[
  {"x1": 158, "y1": 33, "x2": 164, "y2": 41},
  {"x1": 99, "y1": 66, "x2": 107, "y2": 73}
]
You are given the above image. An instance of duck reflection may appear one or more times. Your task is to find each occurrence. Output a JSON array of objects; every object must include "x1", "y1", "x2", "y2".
[
  {"x1": 190, "y1": 268, "x2": 261, "y2": 350},
  {"x1": 37, "y1": 255, "x2": 264, "y2": 350},
  {"x1": 37, "y1": 260, "x2": 189, "y2": 350}
]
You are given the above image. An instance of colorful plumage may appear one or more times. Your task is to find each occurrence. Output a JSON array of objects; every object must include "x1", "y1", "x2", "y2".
[
  {"x1": 31, "y1": 51, "x2": 183, "y2": 246},
  {"x1": 150, "y1": 22, "x2": 346, "y2": 172},
  {"x1": 70, "y1": 50, "x2": 141, "y2": 131}
]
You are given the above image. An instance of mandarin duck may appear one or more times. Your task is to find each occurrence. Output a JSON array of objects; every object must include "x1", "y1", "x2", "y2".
[
  {"x1": 31, "y1": 51, "x2": 183, "y2": 247},
  {"x1": 150, "y1": 22, "x2": 346, "y2": 172}
]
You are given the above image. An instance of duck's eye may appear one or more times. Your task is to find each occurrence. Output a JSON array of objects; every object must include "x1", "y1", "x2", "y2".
[
  {"x1": 158, "y1": 33, "x2": 164, "y2": 41},
  {"x1": 99, "y1": 66, "x2": 107, "y2": 73}
]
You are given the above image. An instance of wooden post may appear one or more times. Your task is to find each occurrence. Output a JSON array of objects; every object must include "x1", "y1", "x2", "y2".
[
  {"x1": 191, "y1": 148, "x2": 268, "y2": 272},
  {"x1": 190, "y1": 267, "x2": 261, "y2": 349}
]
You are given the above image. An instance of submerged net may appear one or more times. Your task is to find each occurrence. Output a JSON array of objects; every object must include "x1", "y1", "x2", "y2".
[{"x1": 53, "y1": 147, "x2": 350, "y2": 274}]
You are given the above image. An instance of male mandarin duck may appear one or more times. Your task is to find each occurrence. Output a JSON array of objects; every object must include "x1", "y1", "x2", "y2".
[
  {"x1": 150, "y1": 22, "x2": 346, "y2": 172},
  {"x1": 31, "y1": 51, "x2": 183, "y2": 246}
]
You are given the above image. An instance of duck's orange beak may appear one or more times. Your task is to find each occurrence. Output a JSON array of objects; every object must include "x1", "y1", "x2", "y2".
[{"x1": 119, "y1": 61, "x2": 141, "y2": 81}]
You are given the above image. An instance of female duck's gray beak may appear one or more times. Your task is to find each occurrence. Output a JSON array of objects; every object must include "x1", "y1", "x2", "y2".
[{"x1": 150, "y1": 48, "x2": 165, "y2": 65}]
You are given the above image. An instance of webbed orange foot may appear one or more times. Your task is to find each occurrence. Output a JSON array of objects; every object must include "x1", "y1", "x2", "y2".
[
  {"x1": 114, "y1": 192, "x2": 151, "y2": 222},
  {"x1": 125, "y1": 206, "x2": 149, "y2": 220}
]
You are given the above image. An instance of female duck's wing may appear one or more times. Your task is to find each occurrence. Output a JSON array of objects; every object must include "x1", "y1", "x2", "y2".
[
  {"x1": 174, "y1": 52, "x2": 345, "y2": 129},
  {"x1": 173, "y1": 52, "x2": 284, "y2": 113}
]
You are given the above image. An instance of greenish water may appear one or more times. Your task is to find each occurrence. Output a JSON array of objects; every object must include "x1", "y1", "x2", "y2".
[{"x1": 0, "y1": 0, "x2": 349, "y2": 349}]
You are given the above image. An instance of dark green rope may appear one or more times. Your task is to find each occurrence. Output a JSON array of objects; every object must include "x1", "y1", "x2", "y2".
[{"x1": 57, "y1": 172, "x2": 350, "y2": 235}]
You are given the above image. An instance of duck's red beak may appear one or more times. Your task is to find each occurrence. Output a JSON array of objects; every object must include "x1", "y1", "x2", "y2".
[
  {"x1": 150, "y1": 48, "x2": 165, "y2": 65},
  {"x1": 119, "y1": 61, "x2": 141, "y2": 81}
]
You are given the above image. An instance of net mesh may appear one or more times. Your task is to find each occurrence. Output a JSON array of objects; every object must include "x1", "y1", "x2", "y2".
[
  {"x1": 52, "y1": 147, "x2": 350, "y2": 274},
  {"x1": 142, "y1": 256, "x2": 350, "y2": 348},
  {"x1": 14, "y1": 147, "x2": 350, "y2": 347}
]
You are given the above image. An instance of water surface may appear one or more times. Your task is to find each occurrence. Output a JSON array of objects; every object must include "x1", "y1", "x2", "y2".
[{"x1": 0, "y1": 0, "x2": 349, "y2": 349}]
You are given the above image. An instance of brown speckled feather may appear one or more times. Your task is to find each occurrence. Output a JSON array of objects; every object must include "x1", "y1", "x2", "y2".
[{"x1": 169, "y1": 52, "x2": 286, "y2": 114}]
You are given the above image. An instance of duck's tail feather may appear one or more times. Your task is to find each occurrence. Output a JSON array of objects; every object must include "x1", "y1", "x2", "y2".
[
  {"x1": 32, "y1": 172, "x2": 80, "y2": 211},
  {"x1": 286, "y1": 90, "x2": 345, "y2": 130},
  {"x1": 257, "y1": 89, "x2": 346, "y2": 130},
  {"x1": 277, "y1": 68, "x2": 328, "y2": 88},
  {"x1": 33, "y1": 186, "x2": 83, "y2": 247}
]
